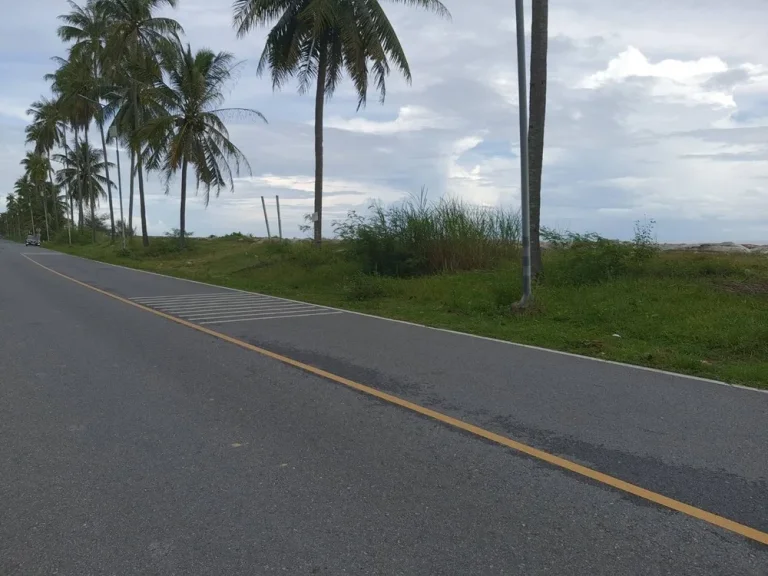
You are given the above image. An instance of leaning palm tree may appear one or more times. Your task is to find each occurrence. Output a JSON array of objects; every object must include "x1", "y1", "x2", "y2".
[
  {"x1": 26, "y1": 97, "x2": 65, "y2": 239},
  {"x1": 233, "y1": 0, "x2": 450, "y2": 245},
  {"x1": 97, "y1": 0, "x2": 183, "y2": 246},
  {"x1": 58, "y1": 0, "x2": 118, "y2": 241},
  {"x1": 137, "y1": 42, "x2": 266, "y2": 247}
]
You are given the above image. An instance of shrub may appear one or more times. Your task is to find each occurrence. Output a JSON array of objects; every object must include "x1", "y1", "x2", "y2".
[
  {"x1": 342, "y1": 272, "x2": 390, "y2": 301},
  {"x1": 334, "y1": 188, "x2": 521, "y2": 277},
  {"x1": 541, "y1": 220, "x2": 660, "y2": 286}
]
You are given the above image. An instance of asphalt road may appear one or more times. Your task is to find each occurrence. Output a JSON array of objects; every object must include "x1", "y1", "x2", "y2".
[{"x1": 1, "y1": 239, "x2": 766, "y2": 575}]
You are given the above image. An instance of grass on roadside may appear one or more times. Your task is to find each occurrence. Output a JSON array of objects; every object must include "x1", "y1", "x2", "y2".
[{"x1": 50, "y1": 233, "x2": 768, "y2": 389}]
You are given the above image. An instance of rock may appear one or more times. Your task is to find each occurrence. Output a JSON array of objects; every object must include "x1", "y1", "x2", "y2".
[{"x1": 696, "y1": 243, "x2": 752, "y2": 253}]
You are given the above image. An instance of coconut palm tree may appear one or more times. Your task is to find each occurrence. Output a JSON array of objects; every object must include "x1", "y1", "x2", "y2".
[
  {"x1": 14, "y1": 176, "x2": 38, "y2": 235},
  {"x1": 20, "y1": 152, "x2": 52, "y2": 240},
  {"x1": 101, "y1": 51, "x2": 166, "y2": 242},
  {"x1": 47, "y1": 55, "x2": 94, "y2": 231},
  {"x1": 233, "y1": 0, "x2": 450, "y2": 245},
  {"x1": 137, "y1": 42, "x2": 266, "y2": 246},
  {"x1": 53, "y1": 141, "x2": 115, "y2": 227},
  {"x1": 5, "y1": 194, "x2": 23, "y2": 239},
  {"x1": 528, "y1": 0, "x2": 548, "y2": 277},
  {"x1": 26, "y1": 97, "x2": 66, "y2": 239},
  {"x1": 96, "y1": 0, "x2": 183, "y2": 246},
  {"x1": 58, "y1": 0, "x2": 118, "y2": 241}
]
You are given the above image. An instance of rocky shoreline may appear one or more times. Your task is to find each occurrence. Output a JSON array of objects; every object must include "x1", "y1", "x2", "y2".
[{"x1": 657, "y1": 242, "x2": 768, "y2": 254}]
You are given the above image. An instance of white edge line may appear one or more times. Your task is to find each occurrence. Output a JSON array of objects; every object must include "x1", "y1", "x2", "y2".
[
  {"x1": 42, "y1": 248, "x2": 768, "y2": 395},
  {"x1": 199, "y1": 311, "x2": 342, "y2": 325}
]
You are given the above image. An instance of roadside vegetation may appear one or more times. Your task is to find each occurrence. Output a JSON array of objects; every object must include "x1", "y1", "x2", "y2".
[{"x1": 42, "y1": 199, "x2": 768, "y2": 390}]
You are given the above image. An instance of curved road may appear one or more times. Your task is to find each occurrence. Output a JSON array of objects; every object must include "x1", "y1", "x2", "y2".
[{"x1": 1, "y1": 240, "x2": 766, "y2": 575}]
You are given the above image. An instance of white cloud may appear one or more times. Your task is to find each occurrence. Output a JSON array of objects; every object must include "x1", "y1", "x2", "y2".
[
  {"x1": 324, "y1": 105, "x2": 450, "y2": 134},
  {"x1": 582, "y1": 46, "x2": 735, "y2": 107}
]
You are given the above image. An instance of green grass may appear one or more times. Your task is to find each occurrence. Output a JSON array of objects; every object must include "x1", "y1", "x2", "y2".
[{"x1": 47, "y1": 234, "x2": 768, "y2": 389}]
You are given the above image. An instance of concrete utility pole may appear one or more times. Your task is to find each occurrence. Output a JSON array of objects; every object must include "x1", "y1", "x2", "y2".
[
  {"x1": 261, "y1": 196, "x2": 272, "y2": 239},
  {"x1": 514, "y1": 0, "x2": 532, "y2": 306}
]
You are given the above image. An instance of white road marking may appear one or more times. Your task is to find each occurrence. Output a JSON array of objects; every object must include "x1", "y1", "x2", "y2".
[
  {"x1": 185, "y1": 307, "x2": 322, "y2": 321},
  {"x1": 199, "y1": 311, "x2": 342, "y2": 325},
  {"x1": 131, "y1": 292, "x2": 340, "y2": 325},
  {"x1": 132, "y1": 293, "x2": 253, "y2": 303},
  {"x1": 155, "y1": 300, "x2": 294, "y2": 313}
]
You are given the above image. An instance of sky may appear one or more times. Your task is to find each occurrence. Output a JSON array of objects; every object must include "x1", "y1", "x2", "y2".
[{"x1": 1, "y1": 0, "x2": 767, "y2": 242}]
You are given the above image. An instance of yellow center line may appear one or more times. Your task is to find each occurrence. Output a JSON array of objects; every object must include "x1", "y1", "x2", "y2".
[{"x1": 23, "y1": 254, "x2": 768, "y2": 547}]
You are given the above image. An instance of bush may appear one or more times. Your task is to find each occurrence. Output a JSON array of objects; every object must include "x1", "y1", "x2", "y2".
[
  {"x1": 334, "y1": 188, "x2": 521, "y2": 277},
  {"x1": 541, "y1": 220, "x2": 660, "y2": 286},
  {"x1": 53, "y1": 227, "x2": 97, "y2": 245},
  {"x1": 342, "y1": 272, "x2": 391, "y2": 301},
  {"x1": 142, "y1": 236, "x2": 192, "y2": 257}
]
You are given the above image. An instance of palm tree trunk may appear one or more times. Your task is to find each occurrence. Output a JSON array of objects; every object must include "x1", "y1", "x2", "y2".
[
  {"x1": 66, "y1": 185, "x2": 72, "y2": 245},
  {"x1": 313, "y1": 43, "x2": 327, "y2": 246},
  {"x1": 137, "y1": 155, "x2": 149, "y2": 246},
  {"x1": 115, "y1": 137, "x2": 125, "y2": 248},
  {"x1": 528, "y1": 0, "x2": 548, "y2": 277},
  {"x1": 179, "y1": 157, "x2": 188, "y2": 248},
  {"x1": 128, "y1": 148, "x2": 135, "y2": 237},
  {"x1": 28, "y1": 199, "x2": 35, "y2": 234},
  {"x1": 98, "y1": 121, "x2": 116, "y2": 242},
  {"x1": 69, "y1": 189, "x2": 75, "y2": 234},
  {"x1": 74, "y1": 128, "x2": 84, "y2": 230},
  {"x1": 133, "y1": 85, "x2": 149, "y2": 247},
  {"x1": 46, "y1": 151, "x2": 57, "y2": 234},
  {"x1": 83, "y1": 126, "x2": 96, "y2": 243},
  {"x1": 39, "y1": 182, "x2": 50, "y2": 242}
]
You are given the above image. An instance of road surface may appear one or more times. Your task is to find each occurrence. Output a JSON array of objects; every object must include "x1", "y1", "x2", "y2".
[{"x1": 1, "y1": 239, "x2": 766, "y2": 575}]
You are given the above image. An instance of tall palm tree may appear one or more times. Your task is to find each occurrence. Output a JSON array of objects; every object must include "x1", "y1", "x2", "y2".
[
  {"x1": 58, "y1": 0, "x2": 117, "y2": 242},
  {"x1": 102, "y1": 51, "x2": 166, "y2": 243},
  {"x1": 528, "y1": 0, "x2": 548, "y2": 277},
  {"x1": 233, "y1": 0, "x2": 450, "y2": 245},
  {"x1": 26, "y1": 97, "x2": 65, "y2": 239},
  {"x1": 20, "y1": 152, "x2": 51, "y2": 240},
  {"x1": 138, "y1": 42, "x2": 266, "y2": 247},
  {"x1": 97, "y1": 0, "x2": 183, "y2": 246},
  {"x1": 47, "y1": 55, "x2": 93, "y2": 231}
]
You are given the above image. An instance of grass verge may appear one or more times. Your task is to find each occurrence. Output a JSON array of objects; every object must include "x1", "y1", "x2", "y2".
[{"x1": 49, "y1": 235, "x2": 768, "y2": 389}]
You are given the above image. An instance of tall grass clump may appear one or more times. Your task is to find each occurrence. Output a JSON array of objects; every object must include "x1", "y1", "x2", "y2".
[{"x1": 334, "y1": 189, "x2": 521, "y2": 276}]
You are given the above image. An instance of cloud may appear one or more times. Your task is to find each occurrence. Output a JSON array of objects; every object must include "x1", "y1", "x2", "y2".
[
  {"x1": 581, "y1": 46, "x2": 738, "y2": 107},
  {"x1": 1, "y1": 0, "x2": 767, "y2": 243}
]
